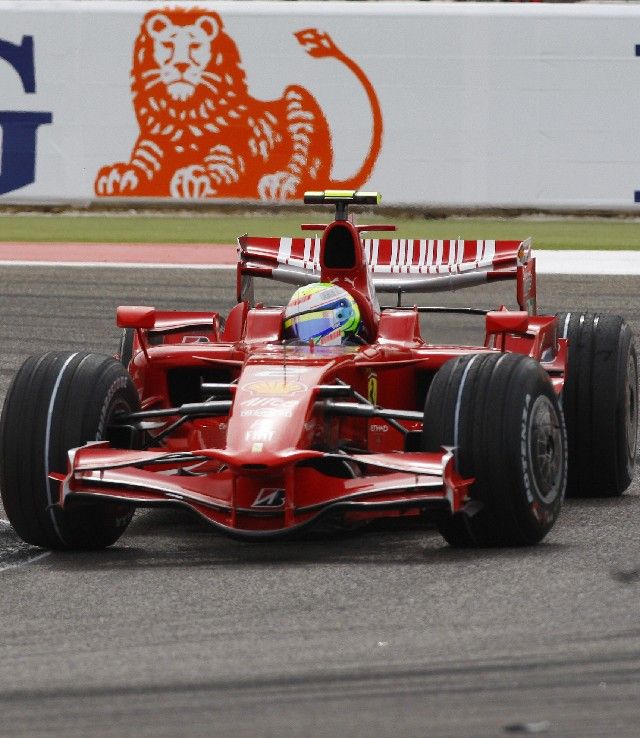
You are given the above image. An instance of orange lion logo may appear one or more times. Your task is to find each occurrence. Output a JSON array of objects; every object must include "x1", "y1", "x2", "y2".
[{"x1": 95, "y1": 7, "x2": 383, "y2": 200}]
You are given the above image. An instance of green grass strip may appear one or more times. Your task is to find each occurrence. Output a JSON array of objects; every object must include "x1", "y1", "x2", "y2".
[{"x1": 1, "y1": 213, "x2": 639, "y2": 249}]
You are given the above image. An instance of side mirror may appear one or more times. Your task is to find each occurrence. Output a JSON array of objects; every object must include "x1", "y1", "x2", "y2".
[
  {"x1": 485, "y1": 311, "x2": 529, "y2": 334},
  {"x1": 116, "y1": 306, "x2": 156, "y2": 329},
  {"x1": 485, "y1": 311, "x2": 530, "y2": 352}
]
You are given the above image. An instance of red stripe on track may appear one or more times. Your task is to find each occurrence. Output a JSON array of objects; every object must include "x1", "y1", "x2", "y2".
[{"x1": 0, "y1": 242, "x2": 236, "y2": 265}]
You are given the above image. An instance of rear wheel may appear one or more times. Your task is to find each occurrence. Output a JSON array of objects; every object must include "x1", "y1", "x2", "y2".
[
  {"x1": 556, "y1": 312, "x2": 638, "y2": 497},
  {"x1": 0, "y1": 351, "x2": 140, "y2": 550},
  {"x1": 422, "y1": 352, "x2": 567, "y2": 547}
]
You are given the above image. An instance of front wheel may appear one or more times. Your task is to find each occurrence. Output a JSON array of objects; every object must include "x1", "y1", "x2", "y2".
[
  {"x1": 0, "y1": 351, "x2": 140, "y2": 550},
  {"x1": 422, "y1": 352, "x2": 567, "y2": 547}
]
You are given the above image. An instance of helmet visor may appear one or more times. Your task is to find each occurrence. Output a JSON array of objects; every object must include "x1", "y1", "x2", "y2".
[{"x1": 284, "y1": 310, "x2": 338, "y2": 343}]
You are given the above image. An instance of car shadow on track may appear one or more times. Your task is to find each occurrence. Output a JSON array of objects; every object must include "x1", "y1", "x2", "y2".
[{"x1": 34, "y1": 507, "x2": 571, "y2": 572}]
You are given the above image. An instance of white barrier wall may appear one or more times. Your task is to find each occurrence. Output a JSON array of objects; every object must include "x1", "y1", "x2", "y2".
[{"x1": 2, "y1": 0, "x2": 640, "y2": 209}]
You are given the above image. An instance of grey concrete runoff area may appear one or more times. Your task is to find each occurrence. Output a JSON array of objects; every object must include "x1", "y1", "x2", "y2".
[{"x1": 0, "y1": 266, "x2": 638, "y2": 738}]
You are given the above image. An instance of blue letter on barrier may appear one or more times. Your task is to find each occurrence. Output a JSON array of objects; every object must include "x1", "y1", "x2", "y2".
[
  {"x1": 0, "y1": 36, "x2": 35, "y2": 92},
  {"x1": 0, "y1": 35, "x2": 53, "y2": 195},
  {"x1": 0, "y1": 112, "x2": 53, "y2": 195}
]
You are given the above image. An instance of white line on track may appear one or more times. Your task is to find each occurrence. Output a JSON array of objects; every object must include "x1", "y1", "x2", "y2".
[
  {"x1": 1, "y1": 251, "x2": 640, "y2": 274},
  {"x1": 535, "y1": 251, "x2": 640, "y2": 275},
  {"x1": 0, "y1": 551, "x2": 50, "y2": 573},
  {"x1": 0, "y1": 261, "x2": 235, "y2": 270},
  {"x1": 0, "y1": 518, "x2": 51, "y2": 572}
]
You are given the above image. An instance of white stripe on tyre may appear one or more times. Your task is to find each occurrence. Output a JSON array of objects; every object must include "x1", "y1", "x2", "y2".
[
  {"x1": 44, "y1": 352, "x2": 79, "y2": 544},
  {"x1": 453, "y1": 354, "x2": 479, "y2": 454}
]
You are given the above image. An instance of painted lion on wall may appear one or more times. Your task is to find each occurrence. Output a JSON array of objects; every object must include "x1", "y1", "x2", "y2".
[{"x1": 95, "y1": 7, "x2": 382, "y2": 200}]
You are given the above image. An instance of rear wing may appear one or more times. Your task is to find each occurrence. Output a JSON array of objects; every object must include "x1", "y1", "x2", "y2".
[{"x1": 237, "y1": 235, "x2": 537, "y2": 312}]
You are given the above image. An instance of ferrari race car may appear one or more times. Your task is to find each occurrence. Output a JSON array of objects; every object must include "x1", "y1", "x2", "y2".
[{"x1": 0, "y1": 191, "x2": 637, "y2": 550}]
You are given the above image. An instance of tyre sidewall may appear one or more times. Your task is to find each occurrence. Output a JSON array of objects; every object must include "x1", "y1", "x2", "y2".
[{"x1": 511, "y1": 377, "x2": 567, "y2": 541}]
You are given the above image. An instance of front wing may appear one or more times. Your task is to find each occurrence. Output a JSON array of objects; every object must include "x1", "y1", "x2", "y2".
[{"x1": 54, "y1": 443, "x2": 472, "y2": 538}]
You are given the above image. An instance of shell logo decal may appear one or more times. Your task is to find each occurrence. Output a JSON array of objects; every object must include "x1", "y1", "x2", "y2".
[
  {"x1": 94, "y1": 7, "x2": 382, "y2": 201},
  {"x1": 245, "y1": 379, "x2": 307, "y2": 396}
]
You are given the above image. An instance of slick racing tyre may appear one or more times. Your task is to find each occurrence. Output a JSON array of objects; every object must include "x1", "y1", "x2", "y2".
[
  {"x1": 556, "y1": 312, "x2": 638, "y2": 497},
  {"x1": 422, "y1": 352, "x2": 567, "y2": 547},
  {"x1": 0, "y1": 352, "x2": 140, "y2": 550},
  {"x1": 117, "y1": 327, "x2": 135, "y2": 368}
]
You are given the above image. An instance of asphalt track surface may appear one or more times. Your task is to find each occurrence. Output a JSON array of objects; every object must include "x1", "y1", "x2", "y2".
[{"x1": 0, "y1": 266, "x2": 639, "y2": 738}]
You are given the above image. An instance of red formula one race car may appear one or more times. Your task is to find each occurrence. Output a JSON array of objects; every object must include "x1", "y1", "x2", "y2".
[{"x1": 1, "y1": 191, "x2": 637, "y2": 550}]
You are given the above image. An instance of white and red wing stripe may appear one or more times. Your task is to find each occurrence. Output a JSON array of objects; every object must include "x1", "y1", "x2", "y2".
[
  {"x1": 363, "y1": 238, "x2": 500, "y2": 274},
  {"x1": 237, "y1": 236, "x2": 530, "y2": 294}
]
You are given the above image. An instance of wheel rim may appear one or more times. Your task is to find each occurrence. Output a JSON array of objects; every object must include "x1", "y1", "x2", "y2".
[
  {"x1": 625, "y1": 351, "x2": 638, "y2": 460},
  {"x1": 99, "y1": 395, "x2": 133, "y2": 443},
  {"x1": 528, "y1": 395, "x2": 564, "y2": 504}
]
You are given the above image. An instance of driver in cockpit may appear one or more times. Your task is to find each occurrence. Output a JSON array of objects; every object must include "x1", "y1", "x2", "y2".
[{"x1": 283, "y1": 284, "x2": 365, "y2": 346}]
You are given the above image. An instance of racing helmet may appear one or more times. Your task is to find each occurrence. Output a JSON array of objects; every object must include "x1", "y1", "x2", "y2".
[{"x1": 283, "y1": 283, "x2": 362, "y2": 345}]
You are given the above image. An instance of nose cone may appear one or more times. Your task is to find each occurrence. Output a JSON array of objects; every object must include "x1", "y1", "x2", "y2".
[{"x1": 226, "y1": 361, "x2": 329, "y2": 457}]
